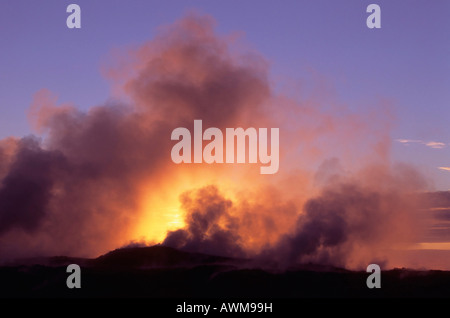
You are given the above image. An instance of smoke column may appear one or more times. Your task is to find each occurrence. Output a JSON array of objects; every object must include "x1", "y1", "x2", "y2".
[{"x1": 0, "y1": 13, "x2": 429, "y2": 269}]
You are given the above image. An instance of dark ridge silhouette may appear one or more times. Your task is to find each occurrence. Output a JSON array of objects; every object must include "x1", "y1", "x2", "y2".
[
  {"x1": 1, "y1": 245, "x2": 450, "y2": 299},
  {"x1": 92, "y1": 245, "x2": 239, "y2": 269},
  {"x1": 5, "y1": 256, "x2": 91, "y2": 268}
]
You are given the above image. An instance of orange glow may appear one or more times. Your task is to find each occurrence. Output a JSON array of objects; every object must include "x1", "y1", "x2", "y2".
[
  {"x1": 2, "y1": 13, "x2": 446, "y2": 272},
  {"x1": 410, "y1": 243, "x2": 450, "y2": 250},
  {"x1": 132, "y1": 165, "x2": 245, "y2": 244}
]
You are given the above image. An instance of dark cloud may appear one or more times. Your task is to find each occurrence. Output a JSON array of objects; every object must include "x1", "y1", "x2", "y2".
[
  {"x1": 0, "y1": 13, "x2": 432, "y2": 271},
  {"x1": 0, "y1": 137, "x2": 66, "y2": 234},
  {"x1": 0, "y1": 13, "x2": 271, "y2": 260},
  {"x1": 163, "y1": 166, "x2": 427, "y2": 269},
  {"x1": 267, "y1": 180, "x2": 423, "y2": 268},
  {"x1": 163, "y1": 186, "x2": 245, "y2": 258}
]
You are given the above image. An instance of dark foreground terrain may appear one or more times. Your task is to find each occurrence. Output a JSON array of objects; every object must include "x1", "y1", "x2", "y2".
[{"x1": 1, "y1": 245, "x2": 450, "y2": 299}]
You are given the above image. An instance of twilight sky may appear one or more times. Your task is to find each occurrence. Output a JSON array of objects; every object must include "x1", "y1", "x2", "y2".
[
  {"x1": 0, "y1": 0, "x2": 450, "y2": 190},
  {"x1": 1, "y1": 1, "x2": 449, "y2": 189},
  {"x1": 0, "y1": 1, "x2": 449, "y2": 270}
]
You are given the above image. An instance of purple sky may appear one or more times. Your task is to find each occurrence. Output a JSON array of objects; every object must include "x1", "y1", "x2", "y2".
[{"x1": 0, "y1": 0, "x2": 449, "y2": 189}]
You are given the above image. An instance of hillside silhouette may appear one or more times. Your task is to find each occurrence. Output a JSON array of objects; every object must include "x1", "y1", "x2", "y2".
[{"x1": 1, "y1": 245, "x2": 450, "y2": 299}]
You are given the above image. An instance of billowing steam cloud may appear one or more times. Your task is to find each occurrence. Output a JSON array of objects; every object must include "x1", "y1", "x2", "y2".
[
  {"x1": 163, "y1": 163, "x2": 427, "y2": 269},
  {"x1": 267, "y1": 165, "x2": 427, "y2": 269},
  {"x1": 0, "y1": 13, "x2": 271, "y2": 260},
  {"x1": 0, "y1": 13, "x2": 430, "y2": 269},
  {"x1": 164, "y1": 185, "x2": 245, "y2": 258}
]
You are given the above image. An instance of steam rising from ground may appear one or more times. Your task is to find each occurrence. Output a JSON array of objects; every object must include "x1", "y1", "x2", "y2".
[
  {"x1": 0, "y1": 13, "x2": 430, "y2": 269},
  {"x1": 164, "y1": 164, "x2": 426, "y2": 269}
]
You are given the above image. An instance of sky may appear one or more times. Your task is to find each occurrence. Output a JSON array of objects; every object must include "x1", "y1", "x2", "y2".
[
  {"x1": 0, "y1": 1, "x2": 449, "y2": 270},
  {"x1": 1, "y1": 0, "x2": 449, "y2": 189}
]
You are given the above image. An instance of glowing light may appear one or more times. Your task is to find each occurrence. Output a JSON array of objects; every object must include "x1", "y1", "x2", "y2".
[
  {"x1": 132, "y1": 166, "x2": 243, "y2": 244},
  {"x1": 409, "y1": 242, "x2": 450, "y2": 250}
]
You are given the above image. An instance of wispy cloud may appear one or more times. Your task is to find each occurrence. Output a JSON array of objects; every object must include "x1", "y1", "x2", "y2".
[
  {"x1": 438, "y1": 167, "x2": 450, "y2": 172},
  {"x1": 395, "y1": 139, "x2": 422, "y2": 144},
  {"x1": 396, "y1": 139, "x2": 448, "y2": 149},
  {"x1": 426, "y1": 141, "x2": 447, "y2": 149}
]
